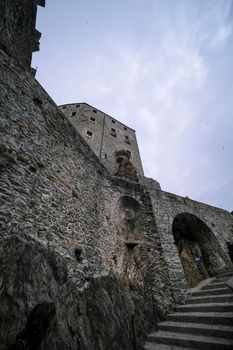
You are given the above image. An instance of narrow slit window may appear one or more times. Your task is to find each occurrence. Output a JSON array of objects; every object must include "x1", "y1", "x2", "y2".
[
  {"x1": 90, "y1": 117, "x2": 96, "y2": 123},
  {"x1": 92, "y1": 109, "x2": 97, "y2": 114},
  {"x1": 76, "y1": 104, "x2": 80, "y2": 108},
  {"x1": 111, "y1": 128, "x2": 116, "y2": 137},
  {"x1": 112, "y1": 120, "x2": 116, "y2": 124},
  {"x1": 62, "y1": 106, "x2": 66, "y2": 109},
  {"x1": 105, "y1": 154, "x2": 107, "y2": 159},
  {"x1": 125, "y1": 135, "x2": 130, "y2": 144},
  {"x1": 124, "y1": 126, "x2": 127, "y2": 131},
  {"x1": 72, "y1": 111, "x2": 76, "y2": 116},
  {"x1": 86, "y1": 131, "x2": 93, "y2": 138}
]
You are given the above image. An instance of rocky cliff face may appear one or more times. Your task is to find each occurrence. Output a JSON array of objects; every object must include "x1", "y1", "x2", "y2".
[
  {"x1": 0, "y1": 48, "x2": 173, "y2": 349},
  {"x1": 0, "y1": 235, "x2": 157, "y2": 349}
]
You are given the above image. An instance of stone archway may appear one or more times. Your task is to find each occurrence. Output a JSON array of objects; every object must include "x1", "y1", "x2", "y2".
[{"x1": 172, "y1": 213, "x2": 226, "y2": 288}]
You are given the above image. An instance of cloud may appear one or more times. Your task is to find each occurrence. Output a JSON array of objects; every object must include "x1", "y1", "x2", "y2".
[{"x1": 210, "y1": 25, "x2": 232, "y2": 48}]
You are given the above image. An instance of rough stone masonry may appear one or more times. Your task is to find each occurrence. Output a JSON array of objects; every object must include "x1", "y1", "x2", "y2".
[{"x1": 0, "y1": 1, "x2": 232, "y2": 349}]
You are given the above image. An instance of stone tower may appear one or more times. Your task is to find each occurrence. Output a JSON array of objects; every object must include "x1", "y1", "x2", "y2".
[
  {"x1": 0, "y1": 0, "x2": 45, "y2": 74},
  {"x1": 59, "y1": 102, "x2": 144, "y2": 176}
]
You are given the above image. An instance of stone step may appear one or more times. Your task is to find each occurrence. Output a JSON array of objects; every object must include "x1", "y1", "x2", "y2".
[
  {"x1": 177, "y1": 302, "x2": 233, "y2": 313},
  {"x1": 157, "y1": 321, "x2": 233, "y2": 339},
  {"x1": 144, "y1": 342, "x2": 195, "y2": 349},
  {"x1": 202, "y1": 282, "x2": 226, "y2": 290},
  {"x1": 186, "y1": 294, "x2": 233, "y2": 304},
  {"x1": 210, "y1": 277, "x2": 229, "y2": 284},
  {"x1": 191, "y1": 287, "x2": 231, "y2": 297},
  {"x1": 148, "y1": 331, "x2": 233, "y2": 350},
  {"x1": 167, "y1": 312, "x2": 233, "y2": 326},
  {"x1": 216, "y1": 270, "x2": 233, "y2": 279}
]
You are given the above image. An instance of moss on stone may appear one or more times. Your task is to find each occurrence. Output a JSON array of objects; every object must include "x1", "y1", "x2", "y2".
[
  {"x1": 72, "y1": 189, "x2": 79, "y2": 198},
  {"x1": 0, "y1": 144, "x2": 7, "y2": 154},
  {"x1": 36, "y1": 161, "x2": 46, "y2": 168}
]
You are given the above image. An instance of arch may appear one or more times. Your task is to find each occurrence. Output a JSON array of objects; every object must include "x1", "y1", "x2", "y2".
[
  {"x1": 118, "y1": 195, "x2": 141, "y2": 214},
  {"x1": 172, "y1": 213, "x2": 226, "y2": 288}
]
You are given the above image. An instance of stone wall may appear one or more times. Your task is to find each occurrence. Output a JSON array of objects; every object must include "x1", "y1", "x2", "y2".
[
  {"x1": 0, "y1": 49, "x2": 172, "y2": 349},
  {"x1": 146, "y1": 178, "x2": 233, "y2": 302},
  {"x1": 0, "y1": 0, "x2": 45, "y2": 72}
]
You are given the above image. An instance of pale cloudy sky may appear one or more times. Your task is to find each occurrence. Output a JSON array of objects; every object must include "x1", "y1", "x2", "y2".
[{"x1": 33, "y1": 0, "x2": 233, "y2": 211}]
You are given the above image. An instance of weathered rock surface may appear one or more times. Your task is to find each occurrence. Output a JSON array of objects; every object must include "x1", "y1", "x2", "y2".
[{"x1": 0, "y1": 235, "x2": 158, "y2": 349}]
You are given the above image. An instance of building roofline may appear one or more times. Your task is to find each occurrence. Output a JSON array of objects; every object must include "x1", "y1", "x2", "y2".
[
  {"x1": 37, "y1": 0, "x2": 46, "y2": 7},
  {"x1": 58, "y1": 102, "x2": 136, "y2": 132}
]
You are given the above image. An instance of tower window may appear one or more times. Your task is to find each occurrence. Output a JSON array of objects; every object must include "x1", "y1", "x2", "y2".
[
  {"x1": 124, "y1": 126, "x2": 127, "y2": 131},
  {"x1": 72, "y1": 111, "x2": 76, "y2": 116},
  {"x1": 125, "y1": 135, "x2": 130, "y2": 144},
  {"x1": 92, "y1": 109, "x2": 97, "y2": 114},
  {"x1": 111, "y1": 128, "x2": 116, "y2": 137},
  {"x1": 86, "y1": 131, "x2": 93, "y2": 138},
  {"x1": 90, "y1": 117, "x2": 96, "y2": 123},
  {"x1": 76, "y1": 104, "x2": 80, "y2": 108},
  {"x1": 105, "y1": 154, "x2": 107, "y2": 159},
  {"x1": 112, "y1": 120, "x2": 116, "y2": 124},
  {"x1": 62, "y1": 106, "x2": 66, "y2": 109}
]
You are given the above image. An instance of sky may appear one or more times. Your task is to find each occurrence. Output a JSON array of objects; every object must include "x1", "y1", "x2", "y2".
[{"x1": 32, "y1": 0, "x2": 233, "y2": 211}]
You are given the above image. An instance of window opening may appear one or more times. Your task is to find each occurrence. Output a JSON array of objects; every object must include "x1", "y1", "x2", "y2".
[
  {"x1": 92, "y1": 109, "x2": 97, "y2": 114},
  {"x1": 125, "y1": 135, "x2": 130, "y2": 144},
  {"x1": 90, "y1": 117, "x2": 96, "y2": 122},
  {"x1": 112, "y1": 120, "x2": 116, "y2": 124},
  {"x1": 124, "y1": 126, "x2": 127, "y2": 130},
  {"x1": 72, "y1": 111, "x2": 76, "y2": 116},
  {"x1": 111, "y1": 128, "x2": 116, "y2": 137},
  {"x1": 76, "y1": 104, "x2": 80, "y2": 108},
  {"x1": 86, "y1": 131, "x2": 93, "y2": 138}
]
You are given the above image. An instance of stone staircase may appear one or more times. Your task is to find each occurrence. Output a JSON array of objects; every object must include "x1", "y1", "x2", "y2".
[{"x1": 144, "y1": 268, "x2": 233, "y2": 349}]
